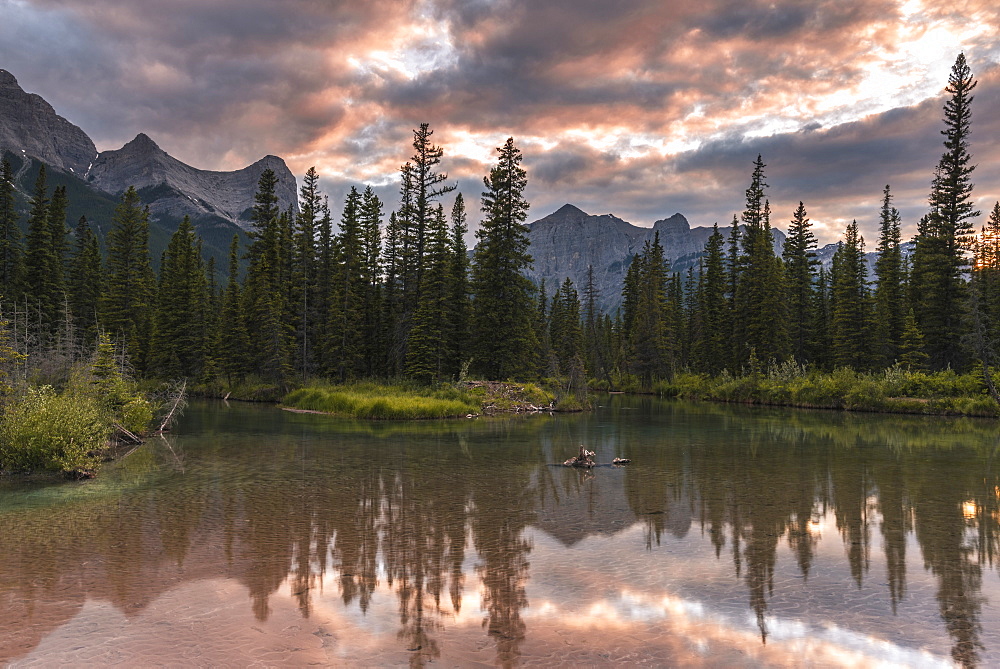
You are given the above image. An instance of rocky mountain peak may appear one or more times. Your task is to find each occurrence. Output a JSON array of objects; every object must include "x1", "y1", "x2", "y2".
[
  {"x1": 0, "y1": 70, "x2": 96, "y2": 174},
  {"x1": 122, "y1": 132, "x2": 162, "y2": 153},
  {"x1": 652, "y1": 213, "x2": 690, "y2": 235},
  {"x1": 0, "y1": 69, "x2": 19, "y2": 88}
]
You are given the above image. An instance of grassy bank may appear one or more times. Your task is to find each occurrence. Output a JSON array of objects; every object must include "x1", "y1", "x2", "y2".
[
  {"x1": 283, "y1": 382, "x2": 480, "y2": 420},
  {"x1": 282, "y1": 380, "x2": 557, "y2": 420},
  {"x1": 652, "y1": 362, "x2": 1000, "y2": 417}
]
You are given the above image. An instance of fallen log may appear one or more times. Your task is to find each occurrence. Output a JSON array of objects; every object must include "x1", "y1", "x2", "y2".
[{"x1": 555, "y1": 447, "x2": 632, "y2": 468}]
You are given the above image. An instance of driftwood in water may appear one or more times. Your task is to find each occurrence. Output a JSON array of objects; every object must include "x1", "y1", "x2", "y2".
[
  {"x1": 157, "y1": 379, "x2": 188, "y2": 432},
  {"x1": 563, "y1": 446, "x2": 596, "y2": 467},
  {"x1": 112, "y1": 422, "x2": 143, "y2": 445},
  {"x1": 559, "y1": 447, "x2": 632, "y2": 468}
]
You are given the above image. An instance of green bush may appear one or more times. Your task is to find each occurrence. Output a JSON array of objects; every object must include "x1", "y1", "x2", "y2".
[{"x1": 0, "y1": 386, "x2": 110, "y2": 473}]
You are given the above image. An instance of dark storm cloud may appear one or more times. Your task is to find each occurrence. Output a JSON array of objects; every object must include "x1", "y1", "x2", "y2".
[{"x1": 3, "y1": 0, "x2": 1000, "y2": 245}]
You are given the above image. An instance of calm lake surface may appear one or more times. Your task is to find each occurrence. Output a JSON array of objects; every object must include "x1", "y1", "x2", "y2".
[{"x1": 3, "y1": 396, "x2": 1000, "y2": 667}]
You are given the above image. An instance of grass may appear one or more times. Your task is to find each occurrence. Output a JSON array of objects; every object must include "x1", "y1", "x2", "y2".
[
  {"x1": 283, "y1": 381, "x2": 480, "y2": 420},
  {"x1": 651, "y1": 362, "x2": 1000, "y2": 417}
]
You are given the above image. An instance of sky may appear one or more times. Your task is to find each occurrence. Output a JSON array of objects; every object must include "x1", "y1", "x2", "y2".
[{"x1": 2, "y1": 0, "x2": 1000, "y2": 245}]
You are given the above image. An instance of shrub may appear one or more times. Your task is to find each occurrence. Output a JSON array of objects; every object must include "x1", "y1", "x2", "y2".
[{"x1": 0, "y1": 386, "x2": 110, "y2": 473}]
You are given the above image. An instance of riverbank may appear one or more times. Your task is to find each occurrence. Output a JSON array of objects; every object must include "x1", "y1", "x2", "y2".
[
  {"x1": 653, "y1": 364, "x2": 1000, "y2": 417},
  {"x1": 281, "y1": 380, "x2": 558, "y2": 419}
]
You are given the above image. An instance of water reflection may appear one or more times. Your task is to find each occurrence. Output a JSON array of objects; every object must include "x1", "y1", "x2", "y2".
[{"x1": 2, "y1": 399, "x2": 1000, "y2": 666}]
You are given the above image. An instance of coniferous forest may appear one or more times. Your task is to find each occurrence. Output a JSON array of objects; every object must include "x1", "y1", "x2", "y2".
[{"x1": 0, "y1": 53, "x2": 998, "y2": 427}]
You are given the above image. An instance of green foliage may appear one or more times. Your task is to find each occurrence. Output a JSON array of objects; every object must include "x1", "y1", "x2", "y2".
[
  {"x1": 0, "y1": 385, "x2": 108, "y2": 472},
  {"x1": 283, "y1": 382, "x2": 479, "y2": 420},
  {"x1": 656, "y1": 365, "x2": 1000, "y2": 416},
  {"x1": 470, "y1": 137, "x2": 538, "y2": 380}
]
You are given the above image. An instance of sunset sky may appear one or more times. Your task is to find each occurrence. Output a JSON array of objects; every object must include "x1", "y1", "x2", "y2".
[{"x1": 2, "y1": 0, "x2": 1000, "y2": 244}]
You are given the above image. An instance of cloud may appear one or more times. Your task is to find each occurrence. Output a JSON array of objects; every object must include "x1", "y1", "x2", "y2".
[{"x1": 2, "y1": 0, "x2": 1000, "y2": 244}]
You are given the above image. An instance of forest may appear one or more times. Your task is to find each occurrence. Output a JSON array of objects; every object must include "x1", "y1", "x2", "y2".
[{"x1": 0, "y1": 53, "x2": 998, "y2": 474}]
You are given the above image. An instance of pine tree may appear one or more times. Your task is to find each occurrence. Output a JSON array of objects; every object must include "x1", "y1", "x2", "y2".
[
  {"x1": 102, "y1": 186, "x2": 156, "y2": 371},
  {"x1": 243, "y1": 168, "x2": 292, "y2": 383},
  {"x1": 899, "y1": 308, "x2": 929, "y2": 370},
  {"x1": 68, "y1": 216, "x2": 103, "y2": 347},
  {"x1": 327, "y1": 187, "x2": 366, "y2": 380},
  {"x1": 0, "y1": 158, "x2": 23, "y2": 298},
  {"x1": 360, "y1": 186, "x2": 384, "y2": 376},
  {"x1": 975, "y1": 201, "x2": 1000, "y2": 349},
  {"x1": 549, "y1": 277, "x2": 583, "y2": 374},
  {"x1": 470, "y1": 138, "x2": 537, "y2": 380},
  {"x1": 782, "y1": 201, "x2": 818, "y2": 363},
  {"x1": 151, "y1": 216, "x2": 208, "y2": 378},
  {"x1": 447, "y1": 193, "x2": 471, "y2": 376},
  {"x1": 293, "y1": 166, "x2": 321, "y2": 378},
  {"x1": 911, "y1": 53, "x2": 979, "y2": 370},
  {"x1": 218, "y1": 235, "x2": 251, "y2": 382},
  {"x1": 872, "y1": 185, "x2": 906, "y2": 367},
  {"x1": 694, "y1": 224, "x2": 729, "y2": 373},
  {"x1": 830, "y1": 221, "x2": 872, "y2": 369},
  {"x1": 405, "y1": 205, "x2": 452, "y2": 382},
  {"x1": 733, "y1": 157, "x2": 789, "y2": 365},
  {"x1": 623, "y1": 235, "x2": 671, "y2": 386},
  {"x1": 23, "y1": 164, "x2": 58, "y2": 336}
]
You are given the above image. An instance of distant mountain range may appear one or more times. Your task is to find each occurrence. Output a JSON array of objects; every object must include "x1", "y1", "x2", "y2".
[
  {"x1": 2, "y1": 67, "x2": 898, "y2": 310},
  {"x1": 0, "y1": 68, "x2": 297, "y2": 269}
]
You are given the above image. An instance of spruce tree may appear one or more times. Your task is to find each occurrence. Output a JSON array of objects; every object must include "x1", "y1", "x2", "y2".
[
  {"x1": 218, "y1": 235, "x2": 251, "y2": 382},
  {"x1": 782, "y1": 201, "x2": 818, "y2": 363},
  {"x1": 549, "y1": 277, "x2": 583, "y2": 374},
  {"x1": 733, "y1": 157, "x2": 789, "y2": 365},
  {"x1": 68, "y1": 216, "x2": 103, "y2": 347},
  {"x1": 23, "y1": 165, "x2": 56, "y2": 335},
  {"x1": 830, "y1": 221, "x2": 872, "y2": 369},
  {"x1": 102, "y1": 186, "x2": 156, "y2": 371},
  {"x1": 447, "y1": 193, "x2": 471, "y2": 376},
  {"x1": 405, "y1": 204, "x2": 452, "y2": 382},
  {"x1": 975, "y1": 201, "x2": 1000, "y2": 349},
  {"x1": 470, "y1": 138, "x2": 537, "y2": 380},
  {"x1": 695, "y1": 224, "x2": 729, "y2": 373},
  {"x1": 360, "y1": 186, "x2": 384, "y2": 376},
  {"x1": 911, "y1": 53, "x2": 979, "y2": 370},
  {"x1": 327, "y1": 187, "x2": 366, "y2": 380},
  {"x1": 293, "y1": 166, "x2": 321, "y2": 377},
  {"x1": 151, "y1": 216, "x2": 208, "y2": 378},
  {"x1": 626, "y1": 236, "x2": 670, "y2": 386},
  {"x1": 243, "y1": 168, "x2": 292, "y2": 383},
  {"x1": 872, "y1": 185, "x2": 906, "y2": 367},
  {"x1": 0, "y1": 158, "x2": 23, "y2": 298}
]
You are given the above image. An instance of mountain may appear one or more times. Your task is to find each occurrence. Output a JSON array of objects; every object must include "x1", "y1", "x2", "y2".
[
  {"x1": 527, "y1": 204, "x2": 785, "y2": 312},
  {"x1": 86, "y1": 133, "x2": 297, "y2": 228},
  {"x1": 0, "y1": 68, "x2": 297, "y2": 270},
  {"x1": 0, "y1": 69, "x2": 96, "y2": 176}
]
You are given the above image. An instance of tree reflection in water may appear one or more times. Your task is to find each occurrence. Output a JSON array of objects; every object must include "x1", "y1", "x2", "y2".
[{"x1": 3, "y1": 401, "x2": 1000, "y2": 666}]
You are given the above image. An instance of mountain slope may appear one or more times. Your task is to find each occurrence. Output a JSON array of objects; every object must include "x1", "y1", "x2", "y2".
[
  {"x1": 527, "y1": 204, "x2": 785, "y2": 311},
  {"x1": 0, "y1": 69, "x2": 97, "y2": 175}
]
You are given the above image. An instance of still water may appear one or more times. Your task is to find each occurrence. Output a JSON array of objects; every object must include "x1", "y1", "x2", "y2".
[{"x1": 3, "y1": 397, "x2": 1000, "y2": 667}]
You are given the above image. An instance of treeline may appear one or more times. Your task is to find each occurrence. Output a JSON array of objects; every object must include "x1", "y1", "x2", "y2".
[
  {"x1": 0, "y1": 54, "x2": 993, "y2": 393},
  {"x1": 573, "y1": 53, "x2": 999, "y2": 389},
  {"x1": 0, "y1": 127, "x2": 542, "y2": 389}
]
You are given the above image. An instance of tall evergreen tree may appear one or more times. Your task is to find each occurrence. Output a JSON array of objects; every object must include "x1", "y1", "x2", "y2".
[
  {"x1": 872, "y1": 185, "x2": 906, "y2": 367},
  {"x1": 624, "y1": 236, "x2": 670, "y2": 385},
  {"x1": 359, "y1": 186, "x2": 384, "y2": 376},
  {"x1": 243, "y1": 168, "x2": 292, "y2": 383},
  {"x1": 830, "y1": 221, "x2": 872, "y2": 369},
  {"x1": 218, "y1": 235, "x2": 251, "y2": 382},
  {"x1": 447, "y1": 193, "x2": 471, "y2": 376},
  {"x1": 23, "y1": 165, "x2": 58, "y2": 334},
  {"x1": 405, "y1": 205, "x2": 452, "y2": 382},
  {"x1": 694, "y1": 224, "x2": 729, "y2": 373},
  {"x1": 67, "y1": 216, "x2": 103, "y2": 347},
  {"x1": 327, "y1": 187, "x2": 366, "y2": 380},
  {"x1": 151, "y1": 216, "x2": 208, "y2": 377},
  {"x1": 102, "y1": 186, "x2": 156, "y2": 371},
  {"x1": 911, "y1": 53, "x2": 979, "y2": 370},
  {"x1": 470, "y1": 138, "x2": 537, "y2": 380},
  {"x1": 733, "y1": 157, "x2": 789, "y2": 364},
  {"x1": 549, "y1": 277, "x2": 583, "y2": 374},
  {"x1": 782, "y1": 201, "x2": 818, "y2": 363},
  {"x1": 0, "y1": 158, "x2": 23, "y2": 298},
  {"x1": 293, "y1": 166, "x2": 321, "y2": 378}
]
